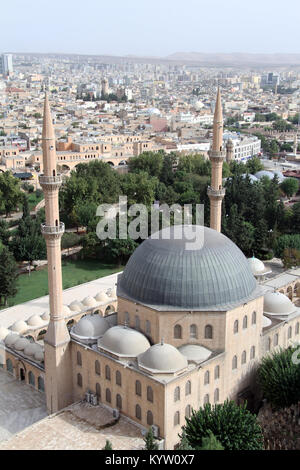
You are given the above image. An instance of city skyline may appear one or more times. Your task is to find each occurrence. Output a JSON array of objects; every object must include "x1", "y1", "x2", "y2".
[{"x1": 1, "y1": 0, "x2": 300, "y2": 57}]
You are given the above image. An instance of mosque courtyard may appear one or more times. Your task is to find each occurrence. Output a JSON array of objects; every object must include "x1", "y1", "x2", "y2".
[{"x1": 0, "y1": 368, "x2": 47, "y2": 443}]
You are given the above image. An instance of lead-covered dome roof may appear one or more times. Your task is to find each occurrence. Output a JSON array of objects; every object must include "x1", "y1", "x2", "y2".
[{"x1": 118, "y1": 225, "x2": 258, "y2": 311}]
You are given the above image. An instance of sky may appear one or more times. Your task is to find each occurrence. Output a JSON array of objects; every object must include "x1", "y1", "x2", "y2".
[{"x1": 1, "y1": 0, "x2": 300, "y2": 56}]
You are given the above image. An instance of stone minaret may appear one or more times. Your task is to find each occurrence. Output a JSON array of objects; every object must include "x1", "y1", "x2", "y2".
[
  {"x1": 226, "y1": 138, "x2": 234, "y2": 163},
  {"x1": 293, "y1": 133, "x2": 298, "y2": 155},
  {"x1": 207, "y1": 88, "x2": 226, "y2": 232},
  {"x1": 39, "y1": 94, "x2": 73, "y2": 414}
]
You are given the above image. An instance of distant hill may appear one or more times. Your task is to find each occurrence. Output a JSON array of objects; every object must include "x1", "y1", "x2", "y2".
[{"x1": 165, "y1": 52, "x2": 300, "y2": 65}]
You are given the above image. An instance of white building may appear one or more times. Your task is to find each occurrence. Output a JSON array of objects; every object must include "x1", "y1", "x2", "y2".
[{"x1": 223, "y1": 132, "x2": 261, "y2": 162}]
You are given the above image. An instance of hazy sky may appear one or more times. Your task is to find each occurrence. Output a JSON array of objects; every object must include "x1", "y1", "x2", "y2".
[{"x1": 1, "y1": 0, "x2": 300, "y2": 56}]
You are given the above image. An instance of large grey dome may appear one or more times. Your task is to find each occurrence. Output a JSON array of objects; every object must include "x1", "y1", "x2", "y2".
[{"x1": 118, "y1": 225, "x2": 258, "y2": 311}]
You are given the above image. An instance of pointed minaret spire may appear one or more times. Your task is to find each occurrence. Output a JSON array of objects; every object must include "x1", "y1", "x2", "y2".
[
  {"x1": 39, "y1": 93, "x2": 72, "y2": 415},
  {"x1": 207, "y1": 87, "x2": 226, "y2": 233}
]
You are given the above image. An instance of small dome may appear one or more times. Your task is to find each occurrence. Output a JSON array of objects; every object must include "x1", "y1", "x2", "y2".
[
  {"x1": 95, "y1": 291, "x2": 109, "y2": 302},
  {"x1": 248, "y1": 257, "x2": 267, "y2": 276},
  {"x1": 106, "y1": 287, "x2": 117, "y2": 298},
  {"x1": 82, "y1": 296, "x2": 97, "y2": 307},
  {"x1": 99, "y1": 326, "x2": 150, "y2": 357},
  {"x1": 255, "y1": 170, "x2": 284, "y2": 181},
  {"x1": 72, "y1": 315, "x2": 110, "y2": 339},
  {"x1": 34, "y1": 348, "x2": 44, "y2": 362},
  {"x1": 27, "y1": 315, "x2": 44, "y2": 327},
  {"x1": 62, "y1": 305, "x2": 71, "y2": 315},
  {"x1": 178, "y1": 344, "x2": 211, "y2": 363},
  {"x1": 264, "y1": 292, "x2": 295, "y2": 316},
  {"x1": 138, "y1": 342, "x2": 188, "y2": 373},
  {"x1": 14, "y1": 337, "x2": 30, "y2": 351},
  {"x1": 11, "y1": 320, "x2": 28, "y2": 334},
  {"x1": 4, "y1": 333, "x2": 20, "y2": 348},
  {"x1": 0, "y1": 326, "x2": 10, "y2": 341},
  {"x1": 69, "y1": 301, "x2": 83, "y2": 312},
  {"x1": 262, "y1": 315, "x2": 272, "y2": 328},
  {"x1": 24, "y1": 342, "x2": 41, "y2": 357},
  {"x1": 41, "y1": 311, "x2": 50, "y2": 321}
]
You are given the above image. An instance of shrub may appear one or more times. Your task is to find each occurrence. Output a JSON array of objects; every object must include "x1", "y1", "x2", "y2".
[
  {"x1": 257, "y1": 346, "x2": 300, "y2": 409},
  {"x1": 182, "y1": 400, "x2": 263, "y2": 450}
]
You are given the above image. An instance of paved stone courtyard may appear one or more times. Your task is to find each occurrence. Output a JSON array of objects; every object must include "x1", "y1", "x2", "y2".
[
  {"x1": 0, "y1": 401, "x2": 146, "y2": 450},
  {"x1": 0, "y1": 369, "x2": 47, "y2": 444}
]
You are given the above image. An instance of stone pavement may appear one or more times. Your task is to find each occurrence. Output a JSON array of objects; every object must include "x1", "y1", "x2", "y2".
[
  {"x1": 0, "y1": 369, "x2": 47, "y2": 443},
  {"x1": 0, "y1": 401, "x2": 145, "y2": 450}
]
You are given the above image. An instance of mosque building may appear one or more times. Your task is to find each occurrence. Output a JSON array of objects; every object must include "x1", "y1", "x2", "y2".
[{"x1": 0, "y1": 91, "x2": 300, "y2": 450}]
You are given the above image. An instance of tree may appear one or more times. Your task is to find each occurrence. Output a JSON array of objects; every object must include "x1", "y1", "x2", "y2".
[
  {"x1": 0, "y1": 247, "x2": 18, "y2": 305},
  {"x1": 0, "y1": 219, "x2": 10, "y2": 245},
  {"x1": 274, "y1": 234, "x2": 300, "y2": 257},
  {"x1": 245, "y1": 156, "x2": 263, "y2": 174},
  {"x1": 177, "y1": 430, "x2": 194, "y2": 450},
  {"x1": 102, "y1": 439, "x2": 113, "y2": 450},
  {"x1": 103, "y1": 237, "x2": 138, "y2": 265},
  {"x1": 182, "y1": 400, "x2": 264, "y2": 450},
  {"x1": 280, "y1": 178, "x2": 299, "y2": 198},
  {"x1": 282, "y1": 248, "x2": 300, "y2": 269},
  {"x1": 199, "y1": 431, "x2": 224, "y2": 450},
  {"x1": 258, "y1": 346, "x2": 300, "y2": 409},
  {"x1": 0, "y1": 172, "x2": 23, "y2": 217},
  {"x1": 144, "y1": 427, "x2": 159, "y2": 450}
]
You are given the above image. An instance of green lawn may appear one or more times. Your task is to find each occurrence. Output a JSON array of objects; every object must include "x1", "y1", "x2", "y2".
[
  {"x1": 2, "y1": 259, "x2": 124, "y2": 308},
  {"x1": 27, "y1": 192, "x2": 44, "y2": 211}
]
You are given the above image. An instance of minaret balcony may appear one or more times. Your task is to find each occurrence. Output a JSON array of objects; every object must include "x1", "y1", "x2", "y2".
[
  {"x1": 208, "y1": 150, "x2": 226, "y2": 160},
  {"x1": 39, "y1": 174, "x2": 62, "y2": 187},
  {"x1": 41, "y1": 222, "x2": 65, "y2": 236},
  {"x1": 207, "y1": 186, "x2": 226, "y2": 198}
]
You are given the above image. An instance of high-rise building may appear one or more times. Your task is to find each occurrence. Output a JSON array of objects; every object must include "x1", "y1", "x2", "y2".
[{"x1": 0, "y1": 54, "x2": 13, "y2": 76}]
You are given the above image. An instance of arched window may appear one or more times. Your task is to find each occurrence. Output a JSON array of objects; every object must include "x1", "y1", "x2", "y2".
[
  {"x1": 147, "y1": 410, "x2": 153, "y2": 425},
  {"x1": 95, "y1": 360, "x2": 100, "y2": 376},
  {"x1": 252, "y1": 311, "x2": 257, "y2": 325},
  {"x1": 250, "y1": 346, "x2": 256, "y2": 359},
  {"x1": 232, "y1": 355, "x2": 238, "y2": 370},
  {"x1": 174, "y1": 324, "x2": 182, "y2": 339},
  {"x1": 288, "y1": 326, "x2": 292, "y2": 339},
  {"x1": 106, "y1": 388, "x2": 111, "y2": 403},
  {"x1": 185, "y1": 380, "x2": 191, "y2": 396},
  {"x1": 38, "y1": 376, "x2": 44, "y2": 392},
  {"x1": 296, "y1": 322, "x2": 300, "y2": 335},
  {"x1": 136, "y1": 404, "x2": 141, "y2": 420},
  {"x1": 214, "y1": 365, "x2": 220, "y2": 379},
  {"x1": 234, "y1": 320, "x2": 239, "y2": 334},
  {"x1": 204, "y1": 370, "x2": 210, "y2": 385},
  {"x1": 135, "y1": 380, "x2": 142, "y2": 396},
  {"x1": 267, "y1": 337, "x2": 271, "y2": 351},
  {"x1": 147, "y1": 386, "x2": 153, "y2": 403},
  {"x1": 105, "y1": 365, "x2": 111, "y2": 381},
  {"x1": 205, "y1": 325, "x2": 213, "y2": 339},
  {"x1": 274, "y1": 334, "x2": 279, "y2": 347},
  {"x1": 116, "y1": 394, "x2": 122, "y2": 410},
  {"x1": 190, "y1": 324, "x2": 197, "y2": 339},
  {"x1": 185, "y1": 405, "x2": 191, "y2": 418},
  {"x1": 214, "y1": 388, "x2": 219, "y2": 403},
  {"x1": 174, "y1": 411, "x2": 180, "y2": 426},
  {"x1": 96, "y1": 383, "x2": 101, "y2": 400},
  {"x1": 77, "y1": 351, "x2": 82, "y2": 366},
  {"x1": 77, "y1": 373, "x2": 82, "y2": 387},
  {"x1": 28, "y1": 371, "x2": 35, "y2": 387},
  {"x1": 6, "y1": 358, "x2": 13, "y2": 374},
  {"x1": 243, "y1": 316, "x2": 248, "y2": 329},
  {"x1": 146, "y1": 320, "x2": 151, "y2": 335},
  {"x1": 135, "y1": 315, "x2": 140, "y2": 330},
  {"x1": 116, "y1": 370, "x2": 122, "y2": 386},
  {"x1": 241, "y1": 350, "x2": 247, "y2": 364},
  {"x1": 204, "y1": 394, "x2": 210, "y2": 404},
  {"x1": 174, "y1": 386, "x2": 180, "y2": 402}
]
